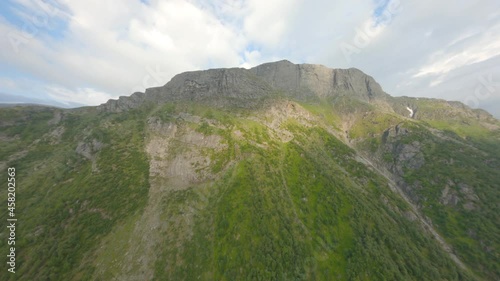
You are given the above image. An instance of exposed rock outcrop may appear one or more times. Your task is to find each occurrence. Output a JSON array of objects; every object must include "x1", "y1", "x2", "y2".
[
  {"x1": 441, "y1": 182, "x2": 460, "y2": 206},
  {"x1": 76, "y1": 139, "x2": 104, "y2": 172},
  {"x1": 381, "y1": 123, "x2": 425, "y2": 177},
  {"x1": 440, "y1": 181, "x2": 480, "y2": 211},
  {"x1": 98, "y1": 60, "x2": 390, "y2": 112}
]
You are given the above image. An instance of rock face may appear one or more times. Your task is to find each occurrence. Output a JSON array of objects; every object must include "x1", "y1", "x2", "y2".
[
  {"x1": 441, "y1": 183, "x2": 460, "y2": 206},
  {"x1": 99, "y1": 60, "x2": 389, "y2": 112},
  {"x1": 146, "y1": 117, "x2": 227, "y2": 190},
  {"x1": 76, "y1": 138, "x2": 104, "y2": 172},
  {"x1": 382, "y1": 124, "x2": 424, "y2": 177},
  {"x1": 392, "y1": 141, "x2": 425, "y2": 172},
  {"x1": 100, "y1": 92, "x2": 145, "y2": 112},
  {"x1": 250, "y1": 61, "x2": 387, "y2": 101},
  {"x1": 440, "y1": 181, "x2": 480, "y2": 211}
]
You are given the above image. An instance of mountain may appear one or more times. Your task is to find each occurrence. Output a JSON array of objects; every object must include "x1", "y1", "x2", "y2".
[
  {"x1": 0, "y1": 60, "x2": 498, "y2": 280},
  {"x1": 0, "y1": 92, "x2": 85, "y2": 109}
]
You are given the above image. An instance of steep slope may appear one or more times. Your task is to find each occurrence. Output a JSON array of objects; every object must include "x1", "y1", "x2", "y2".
[
  {"x1": 343, "y1": 104, "x2": 500, "y2": 279},
  {"x1": 0, "y1": 61, "x2": 498, "y2": 280},
  {"x1": 329, "y1": 94, "x2": 500, "y2": 280}
]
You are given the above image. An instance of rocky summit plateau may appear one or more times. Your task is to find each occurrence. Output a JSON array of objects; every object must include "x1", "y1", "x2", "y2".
[{"x1": 0, "y1": 60, "x2": 499, "y2": 280}]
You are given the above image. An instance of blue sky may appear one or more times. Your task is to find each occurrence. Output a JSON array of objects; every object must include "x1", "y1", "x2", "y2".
[
  {"x1": 0, "y1": 0, "x2": 499, "y2": 116},
  {"x1": 1, "y1": 1, "x2": 66, "y2": 36}
]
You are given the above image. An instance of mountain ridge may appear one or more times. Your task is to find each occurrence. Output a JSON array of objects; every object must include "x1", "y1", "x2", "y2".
[
  {"x1": 99, "y1": 60, "x2": 389, "y2": 112},
  {"x1": 98, "y1": 60, "x2": 497, "y2": 125}
]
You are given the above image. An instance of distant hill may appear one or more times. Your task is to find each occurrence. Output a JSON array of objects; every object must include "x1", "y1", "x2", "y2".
[{"x1": 0, "y1": 92, "x2": 84, "y2": 109}]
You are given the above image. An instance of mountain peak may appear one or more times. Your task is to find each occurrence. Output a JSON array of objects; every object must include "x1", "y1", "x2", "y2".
[{"x1": 99, "y1": 61, "x2": 388, "y2": 112}]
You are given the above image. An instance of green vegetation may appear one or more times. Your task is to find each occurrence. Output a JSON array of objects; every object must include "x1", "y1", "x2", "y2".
[
  {"x1": 0, "y1": 106, "x2": 150, "y2": 280},
  {"x1": 391, "y1": 128, "x2": 500, "y2": 279},
  {"x1": 347, "y1": 101, "x2": 500, "y2": 280},
  {"x1": 145, "y1": 119, "x2": 474, "y2": 280},
  {"x1": 0, "y1": 95, "x2": 497, "y2": 280}
]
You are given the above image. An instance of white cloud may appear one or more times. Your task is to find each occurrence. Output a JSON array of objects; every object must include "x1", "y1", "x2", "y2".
[
  {"x1": 0, "y1": 0, "x2": 247, "y2": 105},
  {"x1": 413, "y1": 30, "x2": 500, "y2": 79},
  {"x1": 0, "y1": 77, "x2": 18, "y2": 91},
  {"x1": 46, "y1": 86, "x2": 117, "y2": 106},
  {"x1": 243, "y1": 0, "x2": 299, "y2": 48},
  {"x1": 336, "y1": 0, "x2": 500, "y2": 117},
  {"x1": 0, "y1": 0, "x2": 499, "y2": 117}
]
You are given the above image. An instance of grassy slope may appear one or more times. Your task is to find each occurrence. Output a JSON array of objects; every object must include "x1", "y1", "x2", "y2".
[
  {"x1": 395, "y1": 125, "x2": 500, "y2": 279},
  {"x1": 0, "y1": 106, "x2": 150, "y2": 280},
  {"x1": 146, "y1": 118, "x2": 473, "y2": 280},
  {"x1": 0, "y1": 100, "x2": 496, "y2": 280},
  {"x1": 344, "y1": 99, "x2": 500, "y2": 280}
]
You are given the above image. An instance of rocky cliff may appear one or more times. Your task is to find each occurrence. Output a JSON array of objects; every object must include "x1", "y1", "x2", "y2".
[{"x1": 99, "y1": 60, "x2": 389, "y2": 112}]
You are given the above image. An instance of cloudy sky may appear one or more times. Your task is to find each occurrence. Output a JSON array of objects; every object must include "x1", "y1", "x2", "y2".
[{"x1": 0, "y1": 0, "x2": 499, "y2": 116}]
